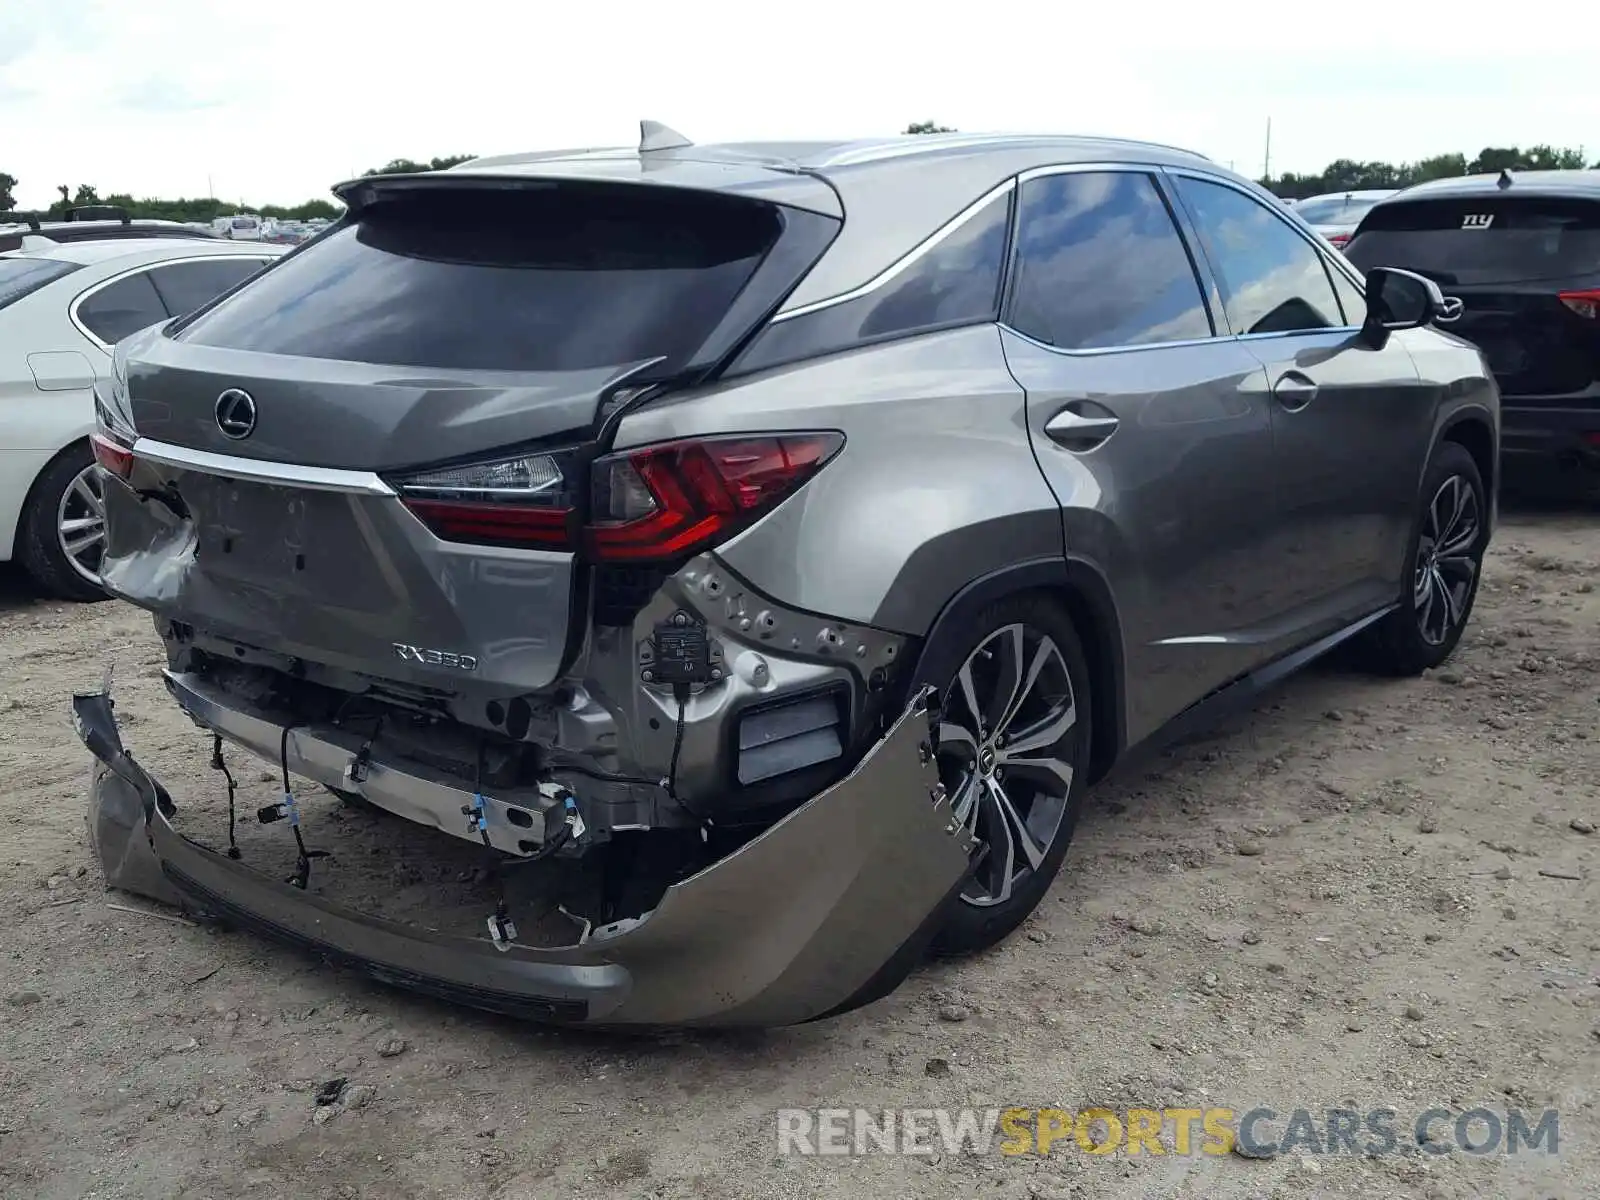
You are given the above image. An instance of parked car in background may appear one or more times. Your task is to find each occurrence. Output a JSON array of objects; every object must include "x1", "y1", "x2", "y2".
[
  {"x1": 82, "y1": 128, "x2": 1499, "y2": 1026},
  {"x1": 0, "y1": 238, "x2": 284, "y2": 599},
  {"x1": 1295, "y1": 189, "x2": 1397, "y2": 249},
  {"x1": 2, "y1": 211, "x2": 217, "y2": 249},
  {"x1": 1344, "y1": 170, "x2": 1600, "y2": 497},
  {"x1": 210, "y1": 214, "x2": 264, "y2": 241}
]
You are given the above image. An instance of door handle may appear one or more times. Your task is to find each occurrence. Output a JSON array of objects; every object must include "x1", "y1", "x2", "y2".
[
  {"x1": 1272, "y1": 371, "x2": 1319, "y2": 410},
  {"x1": 1044, "y1": 405, "x2": 1119, "y2": 449}
]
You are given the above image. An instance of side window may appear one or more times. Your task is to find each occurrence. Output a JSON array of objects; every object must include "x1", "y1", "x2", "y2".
[
  {"x1": 731, "y1": 190, "x2": 1011, "y2": 375},
  {"x1": 1173, "y1": 177, "x2": 1345, "y2": 335},
  {"x1": 1326, "y1": 261, "x2": 1367, "y2": 326},
  {"x1": 1006, "y1": 170, "x2": 1213, "y2": 350},
  {"x1": 75, "y1": 271, "x2": 167, "y2": 345},
  {"x1": 148, "y1": 258, "x2": 268, "y2": 317}
]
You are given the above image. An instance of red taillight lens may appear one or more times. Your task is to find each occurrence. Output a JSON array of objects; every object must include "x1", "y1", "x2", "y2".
[
  {"x1": 1558, "y1": 289, "x2": 1600, "y2": 320},
  {"x1": 588, "y1": 433, "x2": 844, "y2": 562},
  {"x1": 91, "y1": 431, "x2": 134, "y2": 480},
  {"x1": 393, "y1": 451, "x2": 575, "y2": 550},
  {"x1": 1327, "y1": 233, "x2": 1351, "y2": 249}
]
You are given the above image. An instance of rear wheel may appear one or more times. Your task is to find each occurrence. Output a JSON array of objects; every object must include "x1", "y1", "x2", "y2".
[
  {"x1": 17, "y1": 444, "x2": 112, "y2": 603},
  {"x1": 927, "y1": 595, "x2": 1092, "y2": 956},
  {"x1": 1356, "y1": 441, "x2": 1487, "y2": 675}
]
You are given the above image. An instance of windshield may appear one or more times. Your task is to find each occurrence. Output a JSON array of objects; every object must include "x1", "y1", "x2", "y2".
[
  {"x1": 1296, "y1": 196, "x2": 1384, "y2": 226},
  {"x1": 231, "y1": 217, "x2": 258, "y2": 229},
  {"x1": 179, "y1": 184, "x2": 782, "y2": 373},
  {"x1": 0, "y1": 257, "x2": 81, "y2": 311},
  {"x1": 1344, "y1": 196, "x2": 1600, "y2": 286}
]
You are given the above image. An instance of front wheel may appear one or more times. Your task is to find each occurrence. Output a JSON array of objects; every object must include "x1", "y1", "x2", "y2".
[
  {"x1": 1356, "y1": 441, "x2": 1488, "y2": 676},
  {"x1": 926, "y1": 595, "x2": 1092, "y2": 956}
]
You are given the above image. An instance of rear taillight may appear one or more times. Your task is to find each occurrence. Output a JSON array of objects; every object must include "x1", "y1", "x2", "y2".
[
  {"x1": 1327, "y1": 233, "x2": 1351, "y2": 249},
  {"x1": 1558, "y1": 289, "x2": 1600, "y2": 320},
  {"x1": 393, "y1": 451, "x2": 577, "y2": 551},
  {"x1": 90, "y1": 431, "x2": 134, "y2": 481},
  {"x1": 588, "y1": 433, "x2": 844, "y2": 562}
]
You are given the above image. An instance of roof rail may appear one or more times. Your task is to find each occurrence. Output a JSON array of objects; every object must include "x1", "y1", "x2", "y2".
[{"x1": 66, "y1": 205, "x2": 131, "y2": 224}]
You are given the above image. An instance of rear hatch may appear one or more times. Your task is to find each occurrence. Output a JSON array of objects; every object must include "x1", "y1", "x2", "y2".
[
  {"x1": 1344, "y1": 193, "x2": 1600, "y2": 400},
  {"x1": 100, "y1": 177, "x2": 828, "y2": 696}
]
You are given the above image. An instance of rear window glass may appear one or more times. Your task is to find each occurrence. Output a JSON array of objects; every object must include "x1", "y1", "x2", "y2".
[
  {"x1": 1345, "y1": 197, "x2": 1600, "y2": 285},
  {"x1": 1296, "y1": 196, "x2": 1383, "y2": 225},
  {"x1": 0, "y1": 257, "x2": 80, "y2": 310},
  {"x1": 180, "y1": 186, "x2": 783, "y2": 372}
]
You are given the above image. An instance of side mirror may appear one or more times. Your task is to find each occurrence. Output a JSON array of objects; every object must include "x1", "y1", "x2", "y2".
[{"x1": 1360, "y1": 266, "x2": 1451, "y2": 348}]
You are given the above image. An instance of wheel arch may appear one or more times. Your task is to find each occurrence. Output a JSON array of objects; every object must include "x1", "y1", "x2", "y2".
[
  {"x1": 1438, "y1": 409, "x2": 1496, "y2": 502},
  {"x1": 906, "y1": 556, "x2": 1127, "y2": 785}
]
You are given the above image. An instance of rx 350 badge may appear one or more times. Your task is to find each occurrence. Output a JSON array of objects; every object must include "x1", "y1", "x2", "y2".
[{"x1": 392, "y1": 643, "x2": 479, "y2": 671}]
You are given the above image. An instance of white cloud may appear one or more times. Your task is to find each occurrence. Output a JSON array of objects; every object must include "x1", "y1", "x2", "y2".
[{"x1": 2, "y1": 0, "x2": 1596, "y2": 208}]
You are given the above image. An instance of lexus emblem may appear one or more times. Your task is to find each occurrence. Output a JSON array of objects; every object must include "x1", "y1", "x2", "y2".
[{"x1": 214, "y1": 388, "x2": 257, "y2": 440}]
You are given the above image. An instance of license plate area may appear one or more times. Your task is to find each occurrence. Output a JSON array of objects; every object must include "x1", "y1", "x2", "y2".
[{"x1": 187, "y1": 475, "x2": 383, "y2": 606}]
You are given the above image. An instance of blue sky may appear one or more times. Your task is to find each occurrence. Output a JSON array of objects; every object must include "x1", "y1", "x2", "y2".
[{"x1": 2, "y1": 0, "x2": 1596, "y2": 209}]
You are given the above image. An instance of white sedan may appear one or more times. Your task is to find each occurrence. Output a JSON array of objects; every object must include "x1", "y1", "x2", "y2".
[{"x1": 0, "y1": 236, "x2": 286, "y2": 599}]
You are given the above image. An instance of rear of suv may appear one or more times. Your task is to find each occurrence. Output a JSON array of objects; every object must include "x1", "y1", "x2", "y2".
[
  {"x1": 1344, "y1": 171, "x2": 1600, "y2": 494},
  {"x1": 79, "y1": 129, "x2": 1497, "y2": 1027}
]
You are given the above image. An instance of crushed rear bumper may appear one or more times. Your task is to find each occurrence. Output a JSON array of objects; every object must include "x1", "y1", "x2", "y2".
[{"x1": 72, "y1": 685, "x2": 974, "y2": 1028}]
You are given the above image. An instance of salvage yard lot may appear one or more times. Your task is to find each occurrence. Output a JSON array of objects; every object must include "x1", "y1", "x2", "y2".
[{"x1": 2, "y1": 504, "x2": 1597, "y2": 1200}]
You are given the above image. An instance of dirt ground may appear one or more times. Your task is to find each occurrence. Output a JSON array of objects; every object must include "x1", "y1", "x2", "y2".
[{"x1": 1, "y1": 500, "x2": 1596, "y2": 1200}]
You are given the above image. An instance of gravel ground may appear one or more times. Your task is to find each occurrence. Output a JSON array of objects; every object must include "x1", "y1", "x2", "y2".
[{"x1": 1, "y1": 502, "x2": 1596, "y2": 1200}]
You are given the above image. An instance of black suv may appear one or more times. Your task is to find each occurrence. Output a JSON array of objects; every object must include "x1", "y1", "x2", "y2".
[{"x1": 1344, "y1": 170, "x2": 1600, "y2": 495}]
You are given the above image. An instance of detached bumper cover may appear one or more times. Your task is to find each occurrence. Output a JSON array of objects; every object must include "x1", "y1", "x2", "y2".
[{"x1": 73, "y1": 687, "x2": 973, "y2": 1028}]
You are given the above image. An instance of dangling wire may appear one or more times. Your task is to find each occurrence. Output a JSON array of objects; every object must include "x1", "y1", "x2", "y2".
[
  {"x1": 210, "y1": 735, "x2": 242, "y2": 860},
  {"x1": 277, "y1": 723, "x2": 326, "y2": 889}
]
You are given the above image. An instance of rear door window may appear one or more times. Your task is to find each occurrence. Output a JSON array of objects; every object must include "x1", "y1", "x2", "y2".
[
  {"x1": 147, "y1": 257, "x2": 269, "y2": 317},
  {"x1": 178, "y1": 186, "x2": 784, "y2": 372},
  {"x1": 0, "y1": 257, "x2": 80, "y2": 311},
  {"x1": 1344, "y1": 197, "x2": 1600, "y2": 286},
  {"x1": 1006, "y1": 170, "x2": 1213, "y2": 350},
  {"x1": 76, "y1": 271, "x2": 168, "y2": 345},
  {"x1": 1174, "y1": 176, "x2": 1346, "y2": 335}
]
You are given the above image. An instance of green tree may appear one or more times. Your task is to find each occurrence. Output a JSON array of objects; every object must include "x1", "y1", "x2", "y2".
[
  {"x1": 0, "y1": 172, "x2": 16, "y2": 211},
  {"x1": 904, "y1": 121, "x2": 955, "y2": 135},
  {"x1": 361, "y1": 154, "x2": 476, "y2": 176}
]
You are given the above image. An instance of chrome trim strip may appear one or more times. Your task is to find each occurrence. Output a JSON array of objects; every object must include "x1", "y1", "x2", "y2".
[
  {"x1": 68, "y1": 252, "x2": 280, "y2": 353},
  {"x1": 771, "y1": 179, "x2": 1017, "y2": 322},
  {"x1": 132, "y1": 438, "x2": 396, "y2": 495},
  {"x1": 1000, "y1": 320, "x2": 1361, "y2": 359},
  {"x1": 999, "y1": 324, "x2": 1221, "y2": 359},
  {"x1": 1015, "y1": 160, "x2": 1162, "y2": 183},
  {"x1": 812, "y1": 135, "x2": 1211, "y2": 170}
]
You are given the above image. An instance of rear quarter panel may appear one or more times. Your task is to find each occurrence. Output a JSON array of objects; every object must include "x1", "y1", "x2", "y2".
[{"x1": 609, "y1": 325, "x2": 1063, "y2": 635}]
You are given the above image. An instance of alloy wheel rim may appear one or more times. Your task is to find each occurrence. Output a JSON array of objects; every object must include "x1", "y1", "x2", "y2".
[
  {"x1": 936, "y1": 623, "x2": 1077, "y2": 908},
  {"x1": 1413, "y1": 473, "x2": 1480, "y2": 647},
  {"x1": 57, "y1": 464, "x2": 107, "y2": 585}
]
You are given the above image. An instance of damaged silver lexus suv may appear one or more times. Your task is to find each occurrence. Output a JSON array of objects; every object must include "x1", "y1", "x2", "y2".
[{"x1": 77, "y1": 126, "x2": 1499, "y2": 1027}]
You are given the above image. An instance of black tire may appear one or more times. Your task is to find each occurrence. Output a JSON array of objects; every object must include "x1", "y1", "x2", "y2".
[
  {"x1": 922, "y1": 593, "x2": 1093, "y2": 956},
  {"x1": 1355, "y1": 441, "x2": 1487, "y2": 676},
  {"x1": 16, "y1": 443, "x2": 112, "y2": 603}
]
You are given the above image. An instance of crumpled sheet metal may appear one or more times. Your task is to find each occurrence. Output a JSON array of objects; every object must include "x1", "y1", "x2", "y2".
[{"x1": 73, "y1": 683, "x2": 976, "y2": 1028}]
